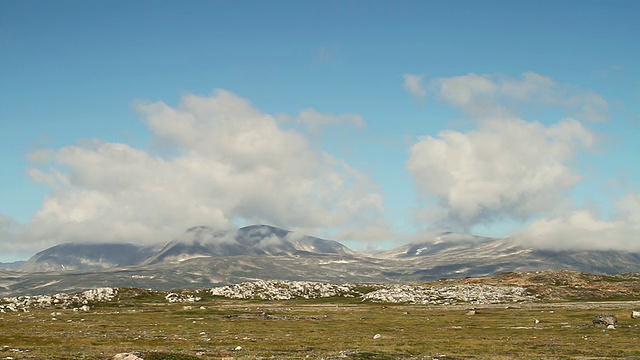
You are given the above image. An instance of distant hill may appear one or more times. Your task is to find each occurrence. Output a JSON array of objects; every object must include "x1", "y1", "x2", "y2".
[
  {"x1": 0, "y1": 261, "x2": 25, "y2": 270},
  {"x1": 144, "y1": 224, "x2": 353, "y2": 264},
  {"x1": 379, "y1": 232, "x2": 640, "y2": 278},
  {"x1": 3, "y1": 225, "x2": 640, "y2": 296},
  {"x1": 19, "y1": 225, "x2": 353, "y2": 272},
  {"x1": 20, "y1": 243, "x2": 162, "y2": 272}
]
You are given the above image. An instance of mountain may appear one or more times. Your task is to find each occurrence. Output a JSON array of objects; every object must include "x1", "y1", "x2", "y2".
[
  {"x1": 144, "y1": 224, "x2": 352, "y2": 264},
  {"x1": 20, "y1": 243, "x2": 162, "y2": 272},
  {"x1": 380, "y1": 232, "x2": 640, "y2": 279},
  {"x1": 4, "y1": 226, "x2": 640, "y2": 297},
  {"x1": 18, "y1": 225, "x2": 353, "y2": 272},
  {"x1": 0, "y1": 261, "x2": 25, "y2": 270}
]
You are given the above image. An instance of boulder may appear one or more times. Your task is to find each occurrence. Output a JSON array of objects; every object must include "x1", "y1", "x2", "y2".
[
  {"x1": 592, "y1": 313, "x2": 618, "y2": 327},
  {"x1": 631, "y1": 311, "x2": 640, "y2": 319}
]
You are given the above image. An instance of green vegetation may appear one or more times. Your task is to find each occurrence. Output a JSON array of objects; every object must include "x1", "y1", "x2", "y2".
[{"x1": 2, "y1": 292, "x2": 640, "y2": 359}]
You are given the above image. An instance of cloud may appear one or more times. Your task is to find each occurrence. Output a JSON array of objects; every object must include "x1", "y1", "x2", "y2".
[
  {"x1": 407, "y1": 117, "x2": 594, "y2": 230},
  {"x1": 0, "y1": 215, "x2": 27, "y2": 260},
  {"x1": 276, "y1": 108, "x2": 365, "y2": 135},
  {"x1": 515, "y1": 192, "x2": 640, "y2": 251},
  {"x1": 428, "y1": 72, "x2": 608, "y2": 121},
  {"x1": 15, "y1": 89, "x2": 384, "y2": 254},
  {"x1": 403, "y1": 73, "x2": 427, "y2": 103}
]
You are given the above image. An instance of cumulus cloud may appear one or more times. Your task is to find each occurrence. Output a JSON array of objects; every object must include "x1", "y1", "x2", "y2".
[
  {"x1": 403, "y1": 73, "x2": 427, "y2": 103},
  {"x1": 403, "y1": 71, "x2": 625, "y2": 250},
  {"x1": 515, "y1": 192, "x2": 640, "y2": 251},
  {"x1": 15, "y1": 89, "x2": 384, "y2": 253},
  {"x1": 277, "y1": 108, "x2": 365, "y2": 135},
  {"x1": 428, "y1": 72, "x2": 608, "y2": 121},
  {"x1": 407, "y1": 117, "x2": 594, "y2": 230}
]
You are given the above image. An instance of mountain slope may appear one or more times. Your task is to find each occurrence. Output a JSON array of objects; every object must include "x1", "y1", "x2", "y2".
[
  {"x1": 144, "y1": 224, "x2": 352, "y2": 264},
  {"x1": 380, "y1": 232, "x2": 640, "y2": 279},
  {"x1": 0, "y1": 261, "x2": 25, "y2": 270},
  {"x1": 20, "y1": 243, "x2": 162, "y2": 272},
  {"x1": 19, "y1": 225, "x2": 353, "y2": 271},
  {"x1": 8, "y1": 226, "x2": 640, "y2": 296}
]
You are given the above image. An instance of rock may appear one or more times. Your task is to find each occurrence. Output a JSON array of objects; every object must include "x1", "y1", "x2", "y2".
[
  {"x1": 0, "y1": 287, "x2": 116, "y2": 313},
  {"x1": 593, "y1": 313, "x2": 618, "y2": 327},
  {"x1": 362, "y1": 284, "x2": 536, "y2": 305},
  {"x1": 211, "y1": 280, "x2": 359, "y2": 300},
  {"x1": 165, "y1": 292, "x2": 202, "y2": 303},
  {"x1": 466, "y1": 310, "x2": 476, "y2": 316},
  {"x1": 534, "y1": 319, "x2": 540, "y2": 324},
  {"x1": 113, "y1": 353, "x2": 143, "y2": 360},
  {"x1": 373, "y1": 333, "x2": 382, "y2": 339},
  {"x1": 607, "y1": 324, "x2": 616, "y2": 329},
  {"x1": 233, "y1": 346, "x2": 242, "y2": 351},
  {"x1": 632, "y1": 311, "x2": 640, "y2": 319}
]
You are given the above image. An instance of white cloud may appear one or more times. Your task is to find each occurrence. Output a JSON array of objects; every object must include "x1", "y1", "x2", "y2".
[
  {"x1": 515, "y1": 192, "x2": 640, "y2": 251},
  {"x1": 407, "y1": 117, "x2": 594, "y2": 230},
  {"x1": 15, "y1": 89, "x2": 385, "y2": 254},
  {"x1": 403, "y1": 73, "x2": 427, "y2": 103},
  {"x1": 277, "y1": 108, "x2": 365, "y2": 135},
  {"x1": 438, "y1": 73, "x2": 499, "y2": 116},
  {"x1": 429, "y1": 72, "x2": 608, "y2": 121}
]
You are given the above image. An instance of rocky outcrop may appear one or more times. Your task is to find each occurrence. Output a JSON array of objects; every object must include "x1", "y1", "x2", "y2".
[
  {"x1": 210, "y1": 280, "x2": 537, "y2": 305},
  {"x1": 0, "y1": 287, "x2": 116, "y2": 312},
  {"x1": 210, "y1": 280, "x2": 360, "y2": 300},
  {"x1": 362, "y1": 284, "x2": 536, "y2": 305}
]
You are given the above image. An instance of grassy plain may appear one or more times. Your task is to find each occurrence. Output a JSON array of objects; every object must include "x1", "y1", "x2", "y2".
[{"x1": 1, "y1": 289, "x2": 640, "y2": 359}]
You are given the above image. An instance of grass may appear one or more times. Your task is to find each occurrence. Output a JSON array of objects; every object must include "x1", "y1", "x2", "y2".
[{"x1": 1, "y1": 291, "x2": 640, "y2": 359}]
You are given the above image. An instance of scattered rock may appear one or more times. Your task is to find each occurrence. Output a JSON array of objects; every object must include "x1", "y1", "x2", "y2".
[
  {"x1": 593, "y1": 313, "x2": 618, "y2": 328},
  {"x1": 607, "y1": 324, "x2": 616, "y2": 329},
  {"x1": 113, "y1": 353, "x2": 143, "y2": 360},
  {"x1": 211, "y1": 280, "x2": 359, "y2": 300},
  {"x1": 233, "y1": 346, "x2": 242, "y2": 351},
  {"x1": 363, "y1": 284, "x2": 536, "y2": 305},
  {"x1": 0, "y1": 287, "x2": 116, "y2": 313},
  {"x1": 632, "y1": 311, "x2": 640, "y2": 319},
  {"x1": 373, "y1": 333, "x2": 382, "y2": 339},
  {"x1": 165, "y1": 292, "x2": 201, "y2": 303},
  {"x1": 466, "y1": 310, "x2": 476, "y2": 316},
  {"x1": 534, "y1": 319, "x2": 540, "y2": 324}
]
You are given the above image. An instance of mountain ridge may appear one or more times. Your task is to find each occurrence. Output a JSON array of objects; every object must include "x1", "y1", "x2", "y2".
[{"x1": 3, "y1": 224, "x2": 640, "y2": 297}]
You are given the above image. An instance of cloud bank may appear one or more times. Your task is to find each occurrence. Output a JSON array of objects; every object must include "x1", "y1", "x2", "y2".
[
  {"x1": 515, "y1": 192, "x2": 640, "y2": 251},
  {"x1": 15, "y1": 90, "x2": 384, "y2": 253}
]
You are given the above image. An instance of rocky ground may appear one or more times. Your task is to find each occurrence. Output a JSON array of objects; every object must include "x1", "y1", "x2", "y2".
[
  {"x1": 0, "y1": 287, "x2": 116, "y2": 312},
  {"x1": 1, "y1": 270, "x2": 640, "y2": 359},
  {"x1": 3, "y1": 270, "x2": 639, "y2": 313}
]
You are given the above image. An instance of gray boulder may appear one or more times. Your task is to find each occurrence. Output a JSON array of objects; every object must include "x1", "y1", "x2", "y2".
[{"x1": 593, "y1": 313, "x2": 618, "y2": 327}]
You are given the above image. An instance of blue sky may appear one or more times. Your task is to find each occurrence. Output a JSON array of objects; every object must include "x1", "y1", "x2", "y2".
[{"x1": 1, "y1": 0, "x2": 639, "y2": 261}]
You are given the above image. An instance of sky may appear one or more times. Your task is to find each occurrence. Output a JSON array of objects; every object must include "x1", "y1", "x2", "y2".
[{"x1": 1, "y1": 0, "x2": 639, "y2": 261}]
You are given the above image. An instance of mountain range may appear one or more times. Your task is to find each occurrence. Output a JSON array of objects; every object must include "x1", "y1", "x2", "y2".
[{"x1": 1, "y1": 224, "x2": 639, "y2": 296}]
